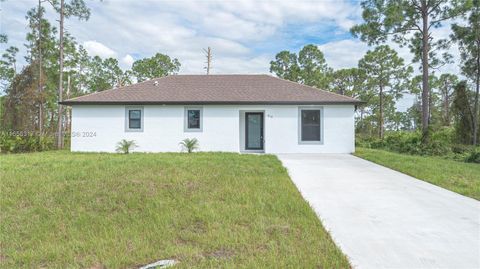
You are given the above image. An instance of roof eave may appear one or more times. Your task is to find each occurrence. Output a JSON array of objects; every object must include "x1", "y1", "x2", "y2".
[{"x1": 59, "y1": 100, "x2": 365, "y2": 106}]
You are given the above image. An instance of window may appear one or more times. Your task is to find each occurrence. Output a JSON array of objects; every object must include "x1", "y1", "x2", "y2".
[
  {"x1": 125, "y1": 107, "x2": 143, "y2": 132},
  {"x1": 129, "y1": 110, "x2": 141, "y2": 129},
  {"x1": 188, "y1": 110, "x2": 200, "y2": 129},
  {"x1": 184, "y1": 107, "x2": 203, "y2": 132},
  {"x1": 299, "y1": 108, "x2": 322, "y2": 143}
]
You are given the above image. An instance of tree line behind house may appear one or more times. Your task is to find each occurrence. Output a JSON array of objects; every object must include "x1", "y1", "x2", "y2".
[
  {"x1": 269, "y1": 43, "x2": 478, "y2": 161},
  {"x1": 0, "y1": 0, "x2": 479, "y2": 163},
  {"x1": 269, "y1": 0, "x2": 479, "y2": 162}
]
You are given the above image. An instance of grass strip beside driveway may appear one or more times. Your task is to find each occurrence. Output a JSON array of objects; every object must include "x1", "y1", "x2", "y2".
[{"x1": 354, "y1": 148, "x2": 480, "y2": 200}]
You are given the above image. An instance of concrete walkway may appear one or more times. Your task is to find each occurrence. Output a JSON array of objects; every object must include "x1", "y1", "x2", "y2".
[{"x1": 277, "y1": 154, "x2": 480, "y2": 269}]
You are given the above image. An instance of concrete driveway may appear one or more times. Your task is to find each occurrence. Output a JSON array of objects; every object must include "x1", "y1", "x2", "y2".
[{"x1": 277, "y1": 154, "x2": 480, "y2": 269}]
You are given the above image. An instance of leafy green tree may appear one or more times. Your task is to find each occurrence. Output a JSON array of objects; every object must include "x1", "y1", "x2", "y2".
[
  {"x1": 269, "y1": 51, "x2": 300, "y2": 82},
  {"x1": 25, "y1": 6, "x2": 57, "y2": 132},
  {"x1": 386, "y1": 111, "x2": 414, "y2": 131},
  {"x1": 86, "y1": 56, "x2": 130, "y2": 92},
  {"x1": 131, "y1": 53, "x2": 180, "y2": 82},
  {"x1": 1, "y1": 47, "x2": 19, "y2": 74},
  {"x1": 0, "y1": 44, "x2": 18, "y2": 91},
  {"x1": 409, "y1": 74, "x2": 446, "y2": 129},
  {"x1": 297, "y1": 44, "x2": 332, "y2": 88},
  {"x1": 438, "y1": 74, "x2": 459, "y2": 126},
  {"x1": 452, "y1": 0, "x2": 480, "y2": 145},
  {"x1": 1, "y1": 63, "x2": 41, "y2": 131},
  {"x1": 426, "y1": 75, "x2": 444, "y2": 129},
  {"x1": 330, "y1": 68, "x2": 377, "y2": 134},
  {"x1": 358, "y1": 45, "x2": 413, "y2": 139},
  {"x1": 270, "y1": 44, "x2": 332, "y2": 89},
  {"x1": 356, "y1": 113, "x2": 379, "y2": 137},
  {"x1": 0, "y1": 34, "x2": 17, "y2": 129},
  {"x1": 351, "y1": 0, "x2": 469, "y2": 142},
  {"x1": 330, "y1": 68, "x2": 366, "y2": 96},
  {"x1": 407, "y1": 101, "x2": 423, "y2": 130},
  {"x1": 62, "y1": 33, "x2": 84, "y2": 97},
  {"x1": 75, "y1": 45, "x2": 90, "y2": 94},
  {"x1": 452, "y1": 81, "x2": 475, "y2": 144}
]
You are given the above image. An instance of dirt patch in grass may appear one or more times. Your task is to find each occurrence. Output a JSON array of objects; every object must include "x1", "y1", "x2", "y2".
[{"x1": 204, "y1": 248, "x2": 235, "y2": 259}]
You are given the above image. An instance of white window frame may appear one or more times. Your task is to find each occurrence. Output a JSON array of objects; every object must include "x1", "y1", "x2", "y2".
[
  {"x1": 125, "y1": 106, "x2": 144, "y2": 132},
  {"x1": 298, "y1": 106, "x2": 324, "y2": 144},
  {"x1": 184, "y1": 106, "x2": 203, "y2": 132}
]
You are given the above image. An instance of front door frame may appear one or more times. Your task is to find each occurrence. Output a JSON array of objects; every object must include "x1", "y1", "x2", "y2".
[{"x1": 245, "y1": 112, "x2": 264, "y2": 150}]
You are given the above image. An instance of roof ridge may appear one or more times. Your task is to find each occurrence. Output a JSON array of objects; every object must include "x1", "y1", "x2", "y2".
[
  {"x1": 64, "y1": 76, "x2": 171, "y2": 102},
  {"x1": 64, "y1": 87, "x2": 114, "y2": 102}
]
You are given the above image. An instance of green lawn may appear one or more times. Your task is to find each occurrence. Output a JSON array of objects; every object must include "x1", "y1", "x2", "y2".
[
  {"x1": 0, "y1": 152, "x2": 349, "y2": 268},
  {"x1": 354, "y1": 148, "x2": 480, "y2": 200}
]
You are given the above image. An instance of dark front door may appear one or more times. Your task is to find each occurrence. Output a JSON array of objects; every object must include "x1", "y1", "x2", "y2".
[{"x1": 245, "y1": 112, "x2": 264, "y2": 150}]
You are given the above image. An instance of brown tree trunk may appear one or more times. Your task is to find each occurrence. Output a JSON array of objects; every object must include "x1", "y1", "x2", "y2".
[
  {"x1": 421, "y1": 1, "x2": 430, "y2": 143},
  {"x1": 379, "y1": 85, "x2": 384, "y2": 139},
  {"x1": 56, "y1": 0, "x2": 64, "y2": 149}
]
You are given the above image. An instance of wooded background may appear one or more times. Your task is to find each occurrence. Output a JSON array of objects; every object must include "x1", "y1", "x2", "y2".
[{"x1": 1, "y1": 0, "x2": 479, "y2": 156}]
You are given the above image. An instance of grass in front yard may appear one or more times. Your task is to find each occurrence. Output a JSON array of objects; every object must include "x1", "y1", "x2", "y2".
[
  {"x1": 354, "y1": 148, "x2": 480, "y2": 200},
  {"x1": 0, "y1": 152, "x2": 349, "y2": 268}
]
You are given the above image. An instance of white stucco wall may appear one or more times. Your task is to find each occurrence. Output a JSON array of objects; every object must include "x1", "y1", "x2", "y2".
[{"x1": 71, "y1": 104, "x2": 355, "y2": 153}]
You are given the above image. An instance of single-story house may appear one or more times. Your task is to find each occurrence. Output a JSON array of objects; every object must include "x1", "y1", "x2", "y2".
[{"x1": 61, "y1": 74, "x2": 363, "y2": 153}]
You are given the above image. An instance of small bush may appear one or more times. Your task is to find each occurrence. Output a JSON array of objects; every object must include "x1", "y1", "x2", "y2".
[
  {"x1": 355, "y1": 136, "x2": 386, "y2": 149},
  {"x1": 357, "y1": 128, "x2": 455, "y2": 156},
  {"x1": 179, "y1": 138, "x2": 199, "y2": 153},
  {"x1": 465, "y1": 148, "x2": 480, "y2": 163},
  {"x1": 383, "y1": 131, "x2": 423, "y2": 154},
  {"x1": 0, "y1": 133, "x2": 54, "y2": 153},
  {"x1": 116, "y1": 139, "x2": 137, "y2": 154},
  {"x1": 451, "y1": 144, "x2": 473, "y2": 154},
  {"x1": 421, "y1": 140, "x2": 451, "y2": 156}
]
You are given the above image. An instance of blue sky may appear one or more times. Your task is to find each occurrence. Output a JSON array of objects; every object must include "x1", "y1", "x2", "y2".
[{"x1": 1, "y1": 0, "x2": 462, "y2": 110}]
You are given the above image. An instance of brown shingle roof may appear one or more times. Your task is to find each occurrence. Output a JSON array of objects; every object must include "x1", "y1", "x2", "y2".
[{"x1": 61, "y1": 74, "x2": 363, "y2": 105}]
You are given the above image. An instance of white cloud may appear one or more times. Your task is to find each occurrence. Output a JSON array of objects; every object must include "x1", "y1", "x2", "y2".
[
  {"x1": 201, "y1": 12, "x2": 276, "y2": 42},
  {"x1": 213, "y1": 0, "x2": 358, "y2": 31},
  {"x1": 210, "y1": 55, "x2": 272, "y2": 74},
  {"x1": 65, "y1": 0, "x2": 363, "y2": 74},
  {"x1": 83, "y1": 40, "x2": 117, "y2": 58},
  {"x1": 1, "y1": 0, "x2": 463, "y2": 77},
  {"x1": 318, "y1": 39, "x2": 369, "y2": 69},
  {"x1": 121, "y1": 54, "x2": 135, "y2": 68}
]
